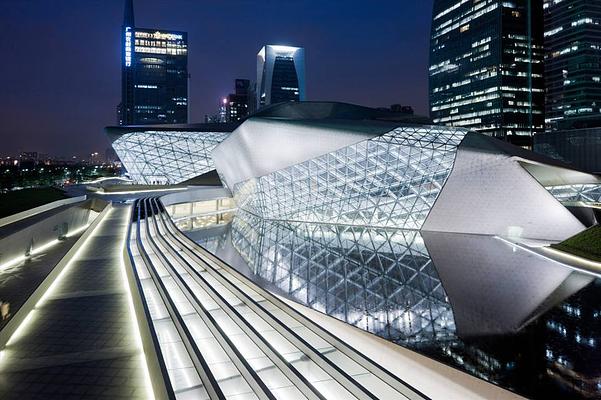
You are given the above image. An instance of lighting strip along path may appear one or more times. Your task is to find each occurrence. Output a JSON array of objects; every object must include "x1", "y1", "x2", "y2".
[
  {"x1": 128, "y1": 197, "x2": 428, "y2": 400},
  {"x1": 0, "y1": 205, "x2": 155, "y2": 399}
]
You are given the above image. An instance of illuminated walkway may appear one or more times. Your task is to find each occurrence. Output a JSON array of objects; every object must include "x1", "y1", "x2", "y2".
[
  {"x1": 130, "y1": 197, "x2": 427, "y2": 399},
  {"x1": 0, "y1": 206, "x2": 150, "y2": 400}
]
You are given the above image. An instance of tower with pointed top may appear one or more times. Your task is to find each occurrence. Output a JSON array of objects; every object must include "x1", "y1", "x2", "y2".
[{"x1": 118, "y1": 0, "x2": 188, "y2": 125}]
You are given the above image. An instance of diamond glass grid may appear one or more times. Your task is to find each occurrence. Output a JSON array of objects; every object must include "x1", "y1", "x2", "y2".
[
  {"x1": 234, "y1": 125, "x2": 468, "y2": 229},
  {"x1": 546, "y1": 184, "x2": 601, "y2": 204},
  {"x1": 230, "y1": 209, "x2": 456, "y2": 344},
  {"x1": 112, "y1": 130, "x2": 229, "y2": 184}
]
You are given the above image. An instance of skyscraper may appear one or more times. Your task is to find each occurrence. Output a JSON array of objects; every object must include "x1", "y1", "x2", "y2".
[
  {"x1": 533, "y1": 1, "x2": 601, "y2": 173},
  {"x1": 429, "y1": 1, "x2": 545, "y2": 146},
  {"x1": 544, "y1": 0, "x2": 601, "y2": 130},
  {"x1": 256, "y1": 45, "x2": 306, "y2": 109},
  {"x1": 227, "y1": 79, "x2": 250, "y2": 122},
  {"x1": 118, "y1": 0, "x2": 188, "y2": 125}
]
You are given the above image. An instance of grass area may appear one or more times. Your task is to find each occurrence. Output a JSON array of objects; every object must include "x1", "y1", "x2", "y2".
[
  {"x1": 0, "y1": 187, "x2": 68, "y2": 219},
  {"x1": 551, "y1": 225, "x2": 601, "y2": 262}
]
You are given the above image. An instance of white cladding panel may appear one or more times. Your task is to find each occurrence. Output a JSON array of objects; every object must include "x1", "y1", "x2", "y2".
[
  {"x1": 212, "y1": 118, "x2": 375, "y2": 189},
  {"x1": 422, "y1": 146, "x2": 585, "y2": 240}
]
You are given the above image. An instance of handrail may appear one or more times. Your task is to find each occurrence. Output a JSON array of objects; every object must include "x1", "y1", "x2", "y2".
[
  {"x1": 140, "y1": 199, "x2": 272, "y2": 400},
  {"x1": 152, "y1": 198, "x2": 427, "y2": 400},
  {"x1": 157, "y1": 198, "x2": 428, "y2": 400},
  {"x1": 0, "y1": 195, "x2": 87, "y2": 228},
  {"x1": 133, "y1": 199, "x2": 225, "y2": 400},
  {"x1": 148, "y1": 198, "x2": 325, "y2": 400},
  {"x1": 124, "y1": 200, "x2": 175, "y2": 400},
  {"x1": 0, "y1": 202, "x2": 108, "y2": 350}
]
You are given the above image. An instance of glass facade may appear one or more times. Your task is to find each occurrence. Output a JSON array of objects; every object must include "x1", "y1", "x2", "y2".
[
  {"x1": 257, "y1": 45, "x2": 306, "y2": 109},
  {"x1": 231, "y1": 209, "x2": 456, "y2": 344},
  {"x1": 534, "y1": 127, "x2": 601, "y2": 174},
  {"x1": 429, "y1": 0, "x2": 545, "y2": 146},
  {"x1": 119, "y1": 1, "x2": 188, "y2": 125},
  {"x1": 166, "y1": 198, "x2": 236, "y2": 231},
  {"x1": 546, "y1": 183, "x2": 601, "y2": 204},
  {"x1": 234, "y1": 125, "x2": 468, "y2": 230},
  {"x1": 191, "y1": 206, "x2": 598, "y2": 399},
  {"x1": 226, "y1": 79, "x2": 250, "y2": 122},
  {"x1": 111, "y1": 130, "x2": 229, "y2": 184},
  {"x1": 544, "y1": 0, "x2": 601, "y2": 130}
]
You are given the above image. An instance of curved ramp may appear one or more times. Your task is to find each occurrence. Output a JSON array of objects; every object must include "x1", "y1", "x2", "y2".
[{"x1": 128, "y1": 197, "x2": 428, "y2": 400}]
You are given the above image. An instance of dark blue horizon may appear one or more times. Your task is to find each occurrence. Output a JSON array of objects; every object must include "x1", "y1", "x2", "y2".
[{"x1": 0, "y1": 0, "x2": 434, "y2": 157}]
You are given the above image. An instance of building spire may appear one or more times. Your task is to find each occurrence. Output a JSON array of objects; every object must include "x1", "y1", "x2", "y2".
[{"x1": 124, "y1": 0, "x2": 134, "y2": 27}]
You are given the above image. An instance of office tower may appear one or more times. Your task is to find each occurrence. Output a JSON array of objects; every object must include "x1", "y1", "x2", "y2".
[
  {"x1": 225, "y1": 79, "x2": 250, "y2": 122},
  {"x1": 534, "y1": 1, "x2": 601, "y2": 173},
  {"x1": 256, "y1": 45, "x2": 306, "y2": 109},
  {"x1": 248, "y1": 82, "x2": 258, "y2": 114},
  {"x1": 118, "y1": 0, "x2": 188, "y2": 125},
  {"x1": 429, "y1": 1, "x2": 545, "y2": 146},
  {"x1": 544, "y1": 0, "x2": 601, "y2": 130}
]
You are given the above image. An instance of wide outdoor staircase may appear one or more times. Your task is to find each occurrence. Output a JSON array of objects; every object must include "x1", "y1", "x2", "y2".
[{"x1": 128, "y1": 197, "x2": 429, "y2": 400}]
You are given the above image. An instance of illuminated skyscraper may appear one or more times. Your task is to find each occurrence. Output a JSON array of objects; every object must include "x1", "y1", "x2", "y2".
[
  {"x1": 544, "y1": 0, "x2": 601, "y2": 130},
  {"x1": 118, "y1": 0, "x2": 188, "y2": 125},
  {"x1": 256, "y1": 45, "x2": 305, "y2": 109},
  {"x1": 429, "y1": 0, "x2": 545, "y2": 146},
  {"x1": 227, "y1": 79, "x2": 250, "y2": 122}
]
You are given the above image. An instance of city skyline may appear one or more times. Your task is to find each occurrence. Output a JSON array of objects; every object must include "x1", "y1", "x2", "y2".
[
  {"x1": 0, "y1": 0, "x2": 434, "y2": 156},
  {"x1": 1, "y1": 1, "x2": 601, "y2": 398}
]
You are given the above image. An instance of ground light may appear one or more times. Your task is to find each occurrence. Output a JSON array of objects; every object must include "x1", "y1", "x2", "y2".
[
  {"x1": 1, "y1": 206, "x2": 155, "y2": 400},
  {"x1": 0, "y1": 223, "x2": 90, "y2": 272}
]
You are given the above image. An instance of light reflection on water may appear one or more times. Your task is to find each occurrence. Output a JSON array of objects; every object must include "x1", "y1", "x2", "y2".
[{"x1": 187, "y1": 210, "x2": 601, "y2": 400}]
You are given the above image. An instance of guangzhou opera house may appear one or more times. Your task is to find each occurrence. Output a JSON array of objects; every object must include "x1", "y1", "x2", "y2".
[
  {"x1": 110, "y1": 101, "x2": 600, "y2": 240},
  {"x1": 101, "y1": 103, "x2": 601, "y2": 399},
  {"x1": 1, "y1": 102, "x2": 600, "y2": 399}
]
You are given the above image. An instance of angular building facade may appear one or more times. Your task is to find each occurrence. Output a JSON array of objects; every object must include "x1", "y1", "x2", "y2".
[
  {"x1": 429, "y1": 0, "x2": 545, "y2": 146},
  {"x1": 544, "y1": 0, "x2": 601, "y2": 130},
  {"x1": 119, "y1": 0, "x2": 188, "y2": 125},
  {"x1": 106, "y1": 123, "x2": 238, "y2": 184},
  {"x1": 213, "y1": 102, "x2": 600, "y2": 242},
  {"x1": 256, "y1": 45, "x2": 306, "y2": 109}
]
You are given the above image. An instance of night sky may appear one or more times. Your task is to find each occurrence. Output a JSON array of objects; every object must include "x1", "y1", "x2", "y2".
[{"x1": 0, "y1": 0, "x2": 434, "y2": 157}]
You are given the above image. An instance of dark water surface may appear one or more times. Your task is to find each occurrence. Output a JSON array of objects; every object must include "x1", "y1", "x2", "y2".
[{"x1": 186, "y1": 210, "x2": 601, "y2": 400}]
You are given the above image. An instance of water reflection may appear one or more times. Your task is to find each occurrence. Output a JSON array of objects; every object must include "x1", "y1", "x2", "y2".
[
  {"x1": 423, "y1": 231, "x2": 593, "y2": 337},
  {"x1": 232, "y1": 210, "x2": 456, "y2": 344},
  {"x1": 192, "y1": 209, "x2": 600, "y2": 399}
]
